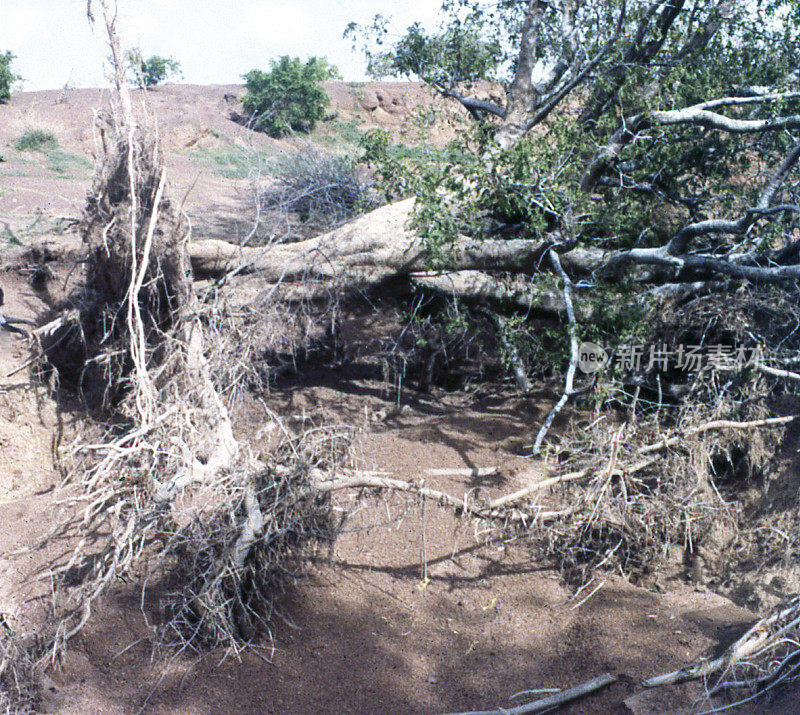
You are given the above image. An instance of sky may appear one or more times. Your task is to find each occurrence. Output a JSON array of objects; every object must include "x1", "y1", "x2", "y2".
[{"x1": 2, "y1": 1, "x2": 442, "y2": 91}]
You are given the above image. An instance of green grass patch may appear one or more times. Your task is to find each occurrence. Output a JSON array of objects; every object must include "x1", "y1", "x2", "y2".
[
  {"x1": 312, "y1": 120, "x2": 365, "y2": 154},
  {"x1": 190, "y1": 144, "x2": 274, "y2": 179},
  {"x1": 15, "y1": 128, "x2": 58, "y2": 152},
  {"x1": 46, "y1": 149, "x2": 92, "y2": 177},
  {"x1": 191, "y1": 147, "x2": 251, "y2": 179},
  {"x1": 1, "y1": 225, "x2": 21, "y2": 246}
]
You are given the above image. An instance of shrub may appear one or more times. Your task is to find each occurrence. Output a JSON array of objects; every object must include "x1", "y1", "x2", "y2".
[
  {"x1": 128, "y1": 50, "x2": 182, "y2": 88},
  {"x1": 242, "y1": 56, "x2": 340, "y2": 137},
  {"x1": 0, "y1": 51, "x2": 21, "y2": 102},
  {"x1": 15, "y1": 128, "x2": 58, "y2": 152},
  {"x1": 260, "y1": 144, "x2": 377, "y2": 238}
]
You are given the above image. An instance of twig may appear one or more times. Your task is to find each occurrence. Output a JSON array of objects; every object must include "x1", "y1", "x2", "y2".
[
  {"x1": 495, "y1": 416, "x2": 795, "y2": 508},
  {"x1": 308, "y1": 473, "x2": 568, "y2": 523},
  {"x1": 636, "y1": 415, "x2": 796, "y2": 455},
  {"x1": 449, "y1": 672, "x2": 617, "y2": 714},
  {"x1": 571, "y1": 580, "x2": 605, "y2": 610},
  {"x1": 643, "y1": 595, "x2": 800, "y2": 688},
  {"x1": 755, "y1": 363, "x2": 800, "y2": 382}
]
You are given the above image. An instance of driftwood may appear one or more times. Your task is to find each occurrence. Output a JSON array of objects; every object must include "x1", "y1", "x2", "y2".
[
  {"x1": 306, "y1": 471, "x2": 568, "y2": 523},
  {"x1": 450, "y1": 672, "x2": 617, "y2": 715},
  {"x1": 643, "y1": 596, "x2": 800, "y2": 690}
]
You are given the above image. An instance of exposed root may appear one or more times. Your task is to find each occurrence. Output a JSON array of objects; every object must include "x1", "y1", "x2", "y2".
[
  {"x1": 645, "y1": 595, "x2": 800, "y2": 708},
  {"x1": 0, "y1": 629, "x2": 37, "y2": 713},
  {"x1": 30, "y1": 1, "x2": 329, "y2": 663}
]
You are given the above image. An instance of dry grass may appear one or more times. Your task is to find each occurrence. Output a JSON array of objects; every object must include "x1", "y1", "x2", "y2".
[
  {"x1": 258, "y1": 143, "x2": 378, "y2": 242},
  {"x1": 0, "y1": 632, "x2": 37, "y2": 713},
  {"x1": 516, "y1": 289, "x2": 799, "y2": 594}
]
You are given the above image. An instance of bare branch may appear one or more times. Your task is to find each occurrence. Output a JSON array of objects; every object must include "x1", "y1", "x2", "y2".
[
  {"x1": 434, "y1": 84, "x2": 506, "y2": 120},
  {"x1": 644, "y1": 596, "x2": 800, "y2": 689},
  {"x1": 532, "y1": 250, "x2": 580, "y2": 454},
  {"x1": 450, "y1": 673, "x2": 617, "y2": 715},
  {"x1": 307, "y1": 473, "x2": 567, "y2": 523},
  {"x1": 607, "y1": 245, "x2": 800, "y2": 285},
  {"x1": 583, "y1": 96, "x2": 800, "y2": 192}
]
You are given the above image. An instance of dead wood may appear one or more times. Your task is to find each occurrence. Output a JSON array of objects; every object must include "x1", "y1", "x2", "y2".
[
  {"x1": 306, "y1": 471, "x2": 569, "y2": 523},
  {"x1": 450, "y1": 672, "x2": 617, "y2": 714},
  {"x1": 495, "y1": 415, "x2": 796, "y2": 509},
  {"x1": 33, "y1": 0, "x2": 300, "y2": 658},
  {"x1": 643, "y1": 596, "x2": 800, "y2": 698}
]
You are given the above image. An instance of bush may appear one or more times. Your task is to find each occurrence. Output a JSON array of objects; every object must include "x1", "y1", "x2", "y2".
[
  {"x1": 15, "y1": 128, "x2": 58, "y2": 152},
  {"x1": 128, "y1": 50, "x2": 182, "y2": 88},
  {"x1": 242, "y1": 56, "x2": 339, "y2": 137},
  {"x1": 0, "y1": 51, "x2": 21, "y2": 102},
  {"x1": 260, "y1": 145, "x2": 377, "y2": 239}
]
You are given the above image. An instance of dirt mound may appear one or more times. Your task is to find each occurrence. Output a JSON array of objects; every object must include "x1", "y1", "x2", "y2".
[{"x1": 0, "y1": 81, "x2": 458, "y2": 246}]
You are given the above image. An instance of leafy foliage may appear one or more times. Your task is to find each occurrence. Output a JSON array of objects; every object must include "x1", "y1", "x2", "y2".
[
  {"x1": 352, "y1": 0, "x2": 800, "y2": 384},
  {"x1": 347, "y1": 19, "x2": 501, "y2": 84},
  {"x1": 128, "y1": 50, "x2": 182, "y2": 88},
  {"x1": 0, "y1": 51, "x2": 21, "y2": 102},
  {"x1": 242, "y1": 56, "x2": 340, "y2": 137},
  {"x1": 15, "y1": 128, "x2": 58, "y2": 152}
]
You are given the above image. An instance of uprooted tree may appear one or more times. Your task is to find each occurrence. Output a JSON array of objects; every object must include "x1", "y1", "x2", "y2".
[
  {"x1": 19, "y1": 1, "x2": 335, "y2": 672},
  {"x1": 218, "y1": 1, "x2": 800, "y2": 415},
  {"x1": 8, "y1": 0, "x2": 800, "y2": 709},
  {"x1": 183, "y1": 0, "x2": 800, "y2": 591},
  {"x1": 198, "y1": 2, "x2": 800, "y2": 696}
]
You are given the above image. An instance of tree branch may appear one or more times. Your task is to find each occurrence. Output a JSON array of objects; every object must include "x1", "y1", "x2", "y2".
[
  {"x1": 435, "y1": 84, "x2": 506, "y2": 120},
  {"x1": 532, "y1": 250, "x2": 580, "y2": 455},
  {"x1": 583, "y1": 94, "x2": 800, "y2": 192},
  {"x1": 527, "y1": 0, "x2": 627, "y2": 129},
  {"x1": 580, "y1": 0, "x2": 684, "y2": 125}
]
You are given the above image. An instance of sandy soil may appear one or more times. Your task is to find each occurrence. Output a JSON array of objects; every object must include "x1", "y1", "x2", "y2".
[
  {"x1": 29, "y1": 382, "x2": 771, "y2": 713},
  {"x1": 0, "y1": 83, "x2": 798, "y2": 713}
]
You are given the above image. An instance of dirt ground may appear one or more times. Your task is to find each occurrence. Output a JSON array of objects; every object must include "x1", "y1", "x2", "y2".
[{"x1": 1, "y1": 83, "x2": 799, "y2": 713}]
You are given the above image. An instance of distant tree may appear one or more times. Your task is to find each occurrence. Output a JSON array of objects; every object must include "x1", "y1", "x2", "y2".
[
  {"x1": 346, "y1": 19, "x2": 501, "y2": 87},
  {"x1": 0, "y1": 51, "x2": 21, "y2": 103},
  {"x1": 242, "y1": 56, "x2": 340, "y2": 137},
  {"x1": 127, "y1": 50, "x2": 182, "y2": 88}
]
